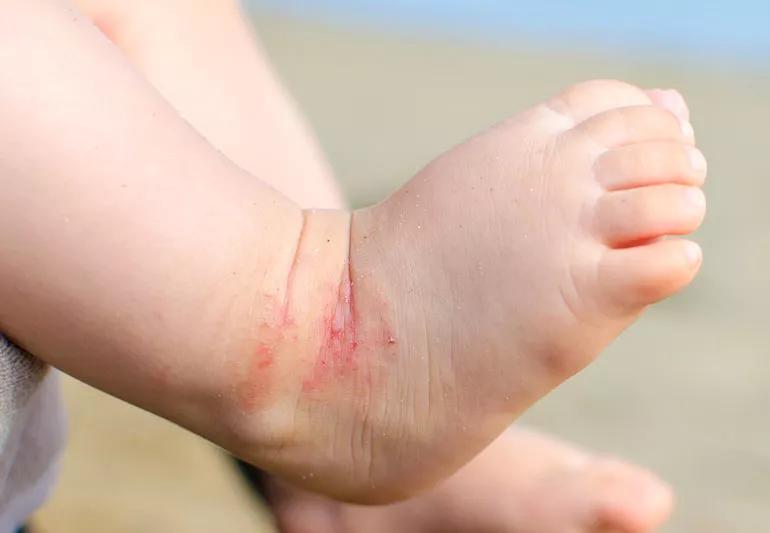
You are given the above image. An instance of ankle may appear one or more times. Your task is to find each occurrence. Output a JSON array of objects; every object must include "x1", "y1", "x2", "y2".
[
  {"x1": 221, "y1": 208, "x2": 440, "y2": 503},
  {"x1": 218, "y1": 209, "x2": 384, "y2": 498}
]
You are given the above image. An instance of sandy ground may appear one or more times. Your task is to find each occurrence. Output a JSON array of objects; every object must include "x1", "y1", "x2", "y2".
[{"x1": 32, "y1": 11, "x2": 770, "y2": 533}]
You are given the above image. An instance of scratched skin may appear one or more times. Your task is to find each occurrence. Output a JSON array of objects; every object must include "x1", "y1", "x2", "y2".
[
  {"x1": 233, "y1": 294, "x2": 293, "y2": 412},
  {"x1": 232, "y1": 262, "x2": 398, "y2": 412}
]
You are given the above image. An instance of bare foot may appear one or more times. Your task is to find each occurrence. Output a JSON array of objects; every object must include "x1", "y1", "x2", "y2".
[
  {"x1": 260, "y1": 79, "x2": 706, "y2": 499},
  {"x1": 268, "y1": 428, "x2": 673, "y2": 533}
]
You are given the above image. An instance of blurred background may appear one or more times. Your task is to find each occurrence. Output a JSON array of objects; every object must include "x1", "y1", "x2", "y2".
[{"x1": 32, "y1": 1, "x2": 770, "y2": 531}]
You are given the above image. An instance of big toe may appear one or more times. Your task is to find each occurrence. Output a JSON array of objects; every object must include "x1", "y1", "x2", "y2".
[
  {"x1": 599, "y1": 239, "x2": 703, "y2": 312},
  {"x1": 585, "y1": 458, "x2": 675, "y2": 532}
]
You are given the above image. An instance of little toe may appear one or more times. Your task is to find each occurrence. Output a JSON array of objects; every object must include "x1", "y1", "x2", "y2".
[
  {"x1": 598, "y1": 239, "x2": 702, "y2": 310},
  {"x1": 596, "y1": 185, "x2": 705, "y2": 246},
  {"x1": 547, "y1": 79, "x2": 653, "y2": 123},
  {"x1": 595, "y1": 142, "x2": 707, "y2": 190},
  {"x1": 571, "y1": 105, "x2": 694, "y2": 149},
  {"x1": 646, "y1": 88, "x2": 690, "y2": 122}
]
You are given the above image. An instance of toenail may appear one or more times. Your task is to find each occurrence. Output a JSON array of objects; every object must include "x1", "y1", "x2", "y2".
[
  {"x1": 662, "y1": 89, "x2": 687, "y2": 116},
  {"x1": 684, "y1": 241, "x2": 702, "y2": 265},
  {"x1": 688, "y1": 147, "x2": 707, "y2": 174},
  {"x1": 665, "y1": 88, "x2": 684, "y2": 104},
  {"x1": 684, "y1": 187, "x2": 706, "y2": 209},
  {"x1": 680, "y1": 120, "x2": 695, "y2": 142}
]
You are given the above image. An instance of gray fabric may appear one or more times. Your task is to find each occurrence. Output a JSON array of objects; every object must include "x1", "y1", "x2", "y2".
[{"x1": 0, "y1": 336, "x2": 64, "y2": 531}]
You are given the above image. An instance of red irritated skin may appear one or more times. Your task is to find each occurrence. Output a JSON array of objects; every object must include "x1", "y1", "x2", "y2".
[
  {"x1": 303, "y1": 272, "x2": 361, "y2": 393},
  {"x1": 304, "y1": 265, "x2": 397, "y2": 394},
  {"x1": 233, "y1": 258, "x2": 397, "y2": 411},
  {"x1": 230, "y1": 276, "x2": 363, "y2": 413},
  {"x1": 231, "y1": 293, "x2": 295, "y2": 413},
  {"x1": 227, "y1": 209, "x2": 397, "y2": 411},
  {"x1": 234, "y1": 342, "x2": 276, "y2": 412},
  {"x1": 227, "y1": 210, "x2": 393, "y2": 415},
  {"x1": 222, "y1": 210, "x2": 409, "y2": 502}
]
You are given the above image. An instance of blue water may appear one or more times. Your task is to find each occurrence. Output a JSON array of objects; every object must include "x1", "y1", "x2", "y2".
[{"x1": 249, "y1": 0, "x2": 770, "y2": 66}]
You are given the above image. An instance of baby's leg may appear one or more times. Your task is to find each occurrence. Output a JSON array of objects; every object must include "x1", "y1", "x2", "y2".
[
  {"x1": 0, "y1": 0, "x2": 705, "y2": 504},
  {"x1": 0, "y1": 0, "x2": 338, "y2": 472},
  {"x1": 73, "y1": 0, "x2": 343, "y2": 209}
]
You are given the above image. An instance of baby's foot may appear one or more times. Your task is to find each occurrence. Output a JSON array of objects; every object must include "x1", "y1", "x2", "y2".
[
  {"x1": 291, "y1": 80, "x2": 704, "y2": 499},
  {"x1": 222, "y1": 80, "x2": 705, "y2": 502},
  {"x1": 268, "y1": 428, "x2": 673, "y2": 533}
]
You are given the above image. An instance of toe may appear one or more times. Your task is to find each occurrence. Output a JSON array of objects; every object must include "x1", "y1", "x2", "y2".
[
  {"x1": 547, "y1": 79, "x2": 652, "y2": 123},
  {"x1": 588, "y1": 458, "x2": 675, "y2": 532},
  {"x1": 598, "y1": 239, "x2": 702, "y2": 309},
  {"x1": 570, "y1": 105, "x2": 694, "y2": 149},
  {"x1": 596, "y1": 185, "x2": 705, "y2": 246},
  {"x1": 595, "y1": 142, "x2": 707, "y2": 191},
  {"x1": 646, "y1": 88, "x2": 690, "y2": 122}
]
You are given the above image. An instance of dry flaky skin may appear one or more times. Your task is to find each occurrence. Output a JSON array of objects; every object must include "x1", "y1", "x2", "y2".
[
  {"x1": 224, "y1": 210, "x2": 406, "y2": 501},
  {"x1": 0, "y1": 0, "x2": 705, "y2": 505}
]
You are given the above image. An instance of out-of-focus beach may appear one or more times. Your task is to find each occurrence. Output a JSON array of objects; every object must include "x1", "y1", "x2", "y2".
[{"x1": 33, "y1": 11, "x2": 770, "y2": 533}]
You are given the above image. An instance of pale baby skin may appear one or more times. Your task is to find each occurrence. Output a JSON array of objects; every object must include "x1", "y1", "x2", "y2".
[{"x1": 0, "y1": 0, "x2": 704, "y2": 510}]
